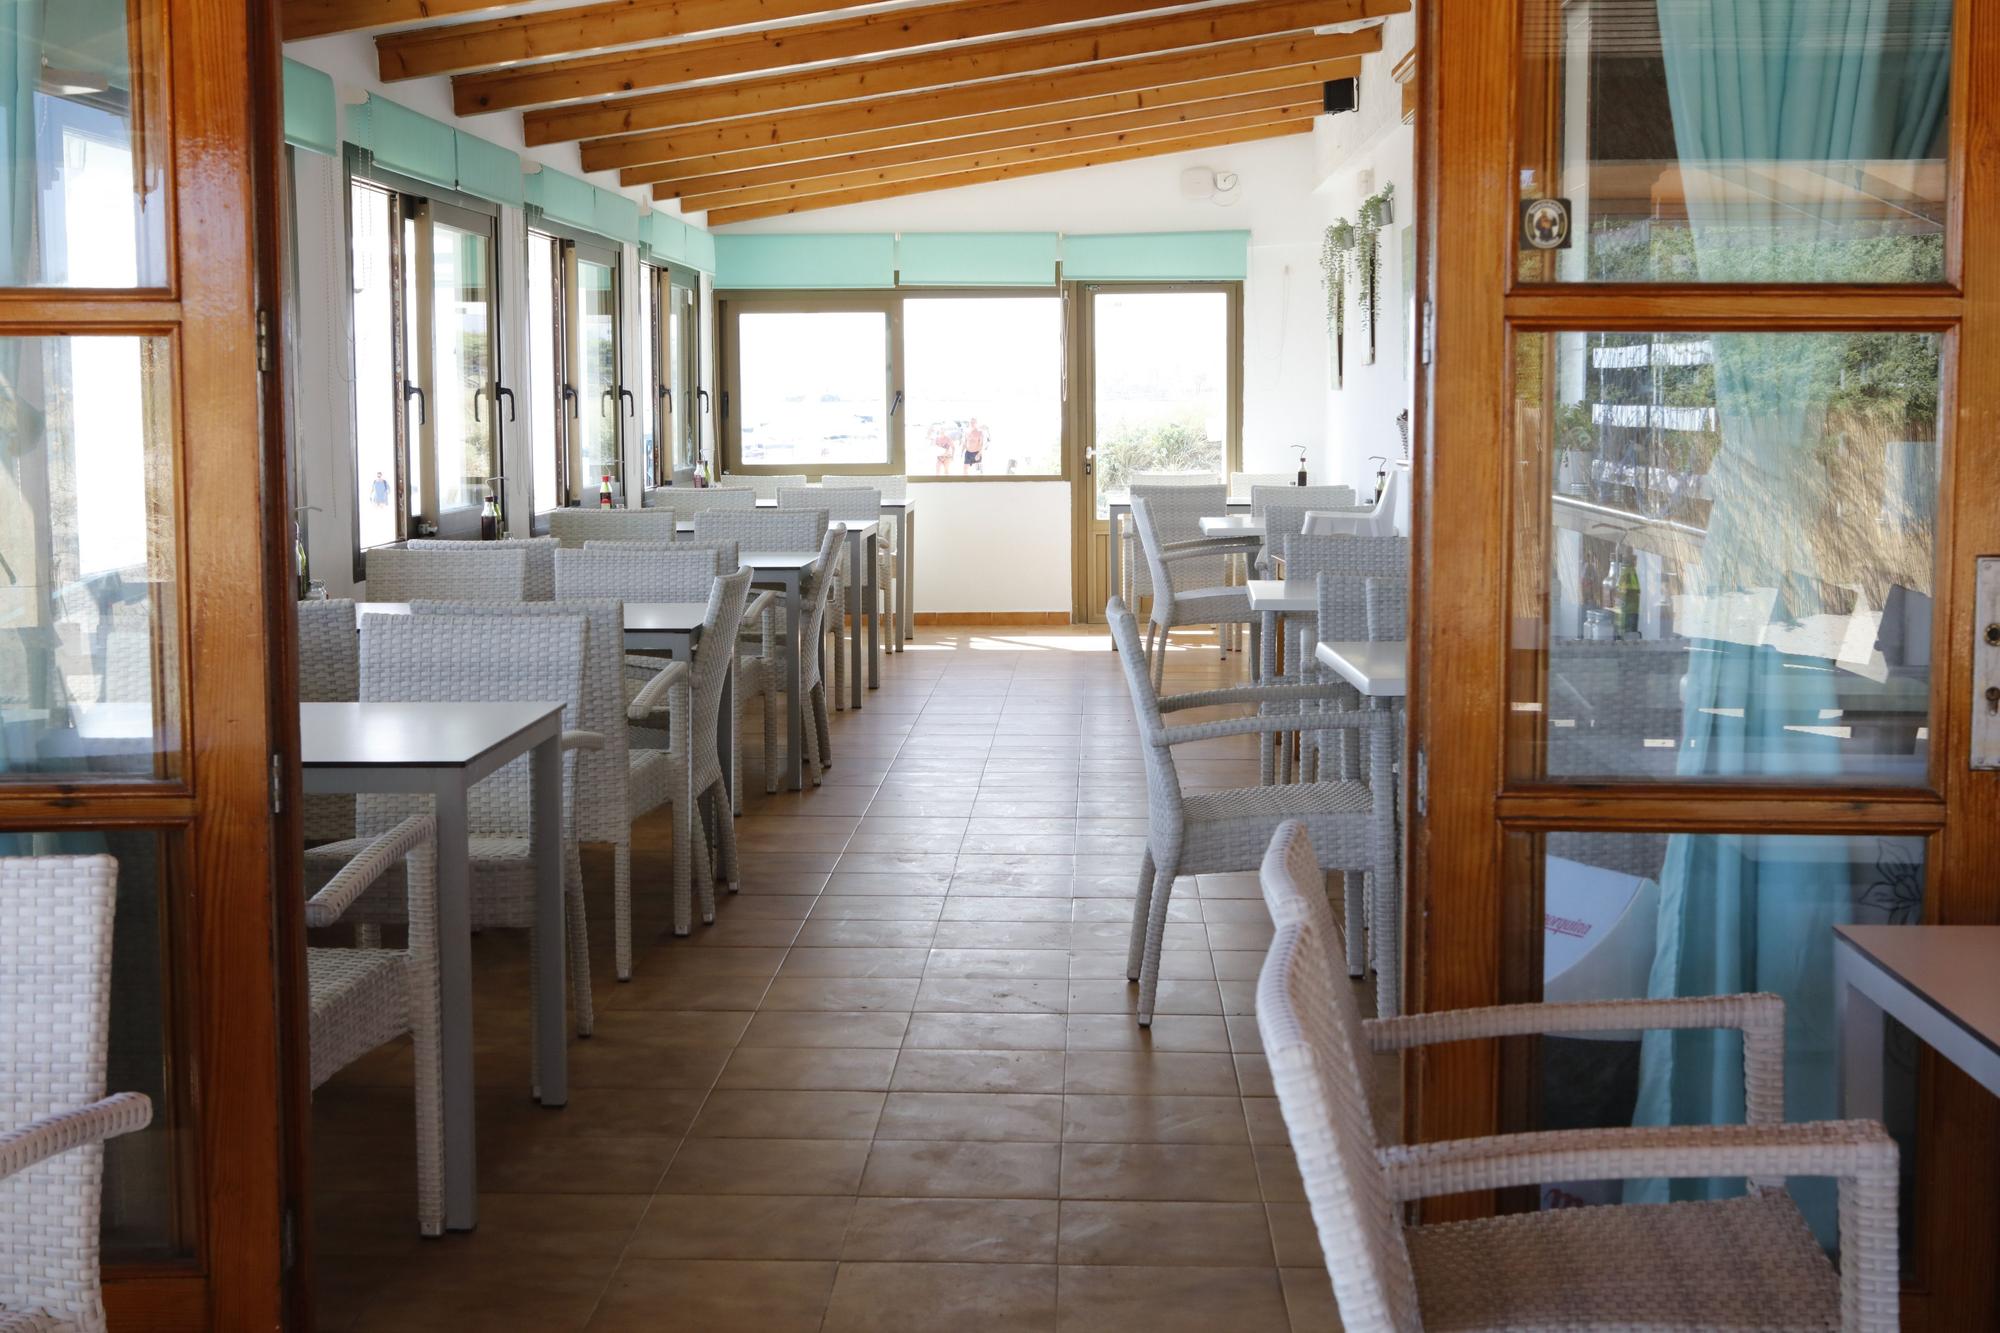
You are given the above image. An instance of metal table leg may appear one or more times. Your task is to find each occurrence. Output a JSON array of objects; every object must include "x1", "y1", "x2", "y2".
[
  {"x1": 434, "y1": 774, "x2": 477, "y2": 1230},
  {"x1": 846, "y1": 526, "x2": 864, "y2": 711},
  {"x1": 867, "y1": 530, "x2": 880, "y2": 689},
  {"x1": 531, "y1": 732, "x2": 567, "y2": 1113},
  {"x1": 783, "y1": 572, "x2": 806, "y2": 790}
]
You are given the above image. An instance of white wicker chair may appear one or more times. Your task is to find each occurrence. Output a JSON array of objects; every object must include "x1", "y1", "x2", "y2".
[
  {"x1": 364, "y1": 546, "x2": 529, "y2": 601},
  {"x1": 779, "y1": 487, "x2": 889, "y2": 703},
  {"x1": 653, "y1": 487, "x2": 757, "y2": 519},
  {"x1": 548, "y1": 509, "x2": 679, "y2": 548},
  {"x1": 813, "y1": 480, "x2": 903, "y2": 654},
  {"x1": 788, "y1": 527, "x2": 846, "y2": 787},
  {"x1": 1128, "y1": 492, "x2": 1262, "y2": 687},
  {"x1": 718, "y1": 473, "x2": 803, "y2": 501},
  {"x1": 690, "y1": 508, "x2": 827, "y2": 556},
  {"x1": 1365, "y1": 576, "x2": 1408, "y2": 643},
  {"x1": 303, "y1": 814, "x2": 444, "y2": 1235},
  {"x1": 1231, "y1": 471, "x2": 1294, "y2": 498},
  {"x1": 297, "y1": 599, "x2": 358, "y2": 845},
  {"x1": 407, "y1": 537, "x2": 556, "y2": 600},
  {"x1": 1253, "y1": 820, "x2": 1901, "y2": 1333},
  {"x1": 0, "y1": 855, "x2": 153, "y2": 1333},
  {"x1": 1266, "y1": 538, "x2": 1407, "y2": 786},
  {"x1": 1107, "y1": 598, "x2": 1397, "y2": 1024},
  {"x1": 310, "y1": 613, "x2": 597, "y2": 1083}
]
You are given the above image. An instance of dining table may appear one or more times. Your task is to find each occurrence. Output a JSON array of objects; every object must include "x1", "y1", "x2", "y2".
[
  {"x1": 751, "y1": 494, "x2": 917, "y2": 646},
  {"x1": 1314, "y1": 638, "x2": 1409, "y2": 698},
  {"x1": 1103, "y1": 491, "x2": 1252, "y2": 612},
  {"x1": 1836, "y1": 925, "x2": 2000, "y2": 1122}
]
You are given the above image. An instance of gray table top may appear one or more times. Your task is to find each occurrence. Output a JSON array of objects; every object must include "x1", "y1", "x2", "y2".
[
  {"x1": 1245, "y1": 579, "x2": 1316, "y2": 613},
  {"x1": 741, "y1": 551, "x2": 820, "y2": 572},
  {"x1": 300, "y1": 700, "x2": 562, "y2": 770},
  {"x1": 1836, "y1": 925, "x2": 2000, "y2": 1056},
  {"x1": 1313, "y1": 639, "x2": 1409, "y2": 697},
  {"x1": 357, "y1": 601, "x2": 710, "y2": 633}
]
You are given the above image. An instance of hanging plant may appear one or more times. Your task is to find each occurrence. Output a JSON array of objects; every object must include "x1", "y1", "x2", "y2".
[
  {"x1": 1321, "y1": 220, "x2": 1354, "y2": 388},
  {"x1": 1353, "y1": 183, "x2": 1394, "y2": 365}
]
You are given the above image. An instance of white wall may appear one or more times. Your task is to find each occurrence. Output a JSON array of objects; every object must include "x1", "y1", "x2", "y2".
[{"x1": 1312, "y1": 13, "x2": 1418, "y2": 501}]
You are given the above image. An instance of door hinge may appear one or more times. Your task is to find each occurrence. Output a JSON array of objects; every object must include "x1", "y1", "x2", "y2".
[
  {"x1": 257, "y1": 308, "x2": 273, "y2": 374},
  {"x1": 1413, "y1": 747, "x2": 1427, "y2": 818},
  {"x1": 1419, "y1": 300, "x2": 1435, "y2": 367},
  {"x1": 270, "y1": 753, "x2": 284, "y2": 815}
]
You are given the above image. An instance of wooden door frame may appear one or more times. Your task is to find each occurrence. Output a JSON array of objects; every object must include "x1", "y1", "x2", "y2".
[{"x1": 1413, "y1": 2, "x2": 2000, "y2": 1325}]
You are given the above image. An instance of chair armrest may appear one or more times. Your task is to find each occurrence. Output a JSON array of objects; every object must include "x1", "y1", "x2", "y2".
[
  {"x1": 562, "y1": 729, "x2": 605, "y2": 752},
  {"x1": 304, "y1": 815, "x2": 434, "y2": 928},
  {"x1": 1160, "y1": 681, "x2": 1355, "y2": 712},
  {"x1": 744, "y1": 590, "x2": 775, "y2": 620},
  {"x1": 1157, "y1": 538, "x2": 1263, "y2": 562},
  {"x1": 0, "y1": 1093, "x2": 154, "y2": 1180},
  {"x1": 627, "y1": 659, "x2": 690, "y2": 721},
  {"x1": 1377, "y1": 1119, "x2": 1895, "y2": 1202},
  {"x1": 1160, "y1": 710, "x2": 1390, "y2": 747}
]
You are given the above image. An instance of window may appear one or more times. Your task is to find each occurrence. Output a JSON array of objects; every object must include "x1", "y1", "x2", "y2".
[
  {"x1": 654, "y1": 267, "x2": 702, "y2": 484},
  {"x1": 905, "y1": 296, "x2": 1063, "y2": 478},
  {"x1": 526, "y1": 231, "x2": 624, "y2": 512},
  {"x1": 639, "y1": 266, "x2": 659, "y2": 490},
  {"x1": 1085, "y1": 285, "x2": 1238, "y2": 516},
  {"x1": 723, "y1": 300, "x2": 895, "y2": 470},
  {"x1": 346, "y1": 177, "x2": 499, "y2": 548},
  {"x1": 528, "y1": 232, "x2": 562, "y2": 517}
]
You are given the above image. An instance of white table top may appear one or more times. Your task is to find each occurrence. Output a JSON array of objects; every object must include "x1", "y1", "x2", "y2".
[
  {"x1": 750, "y1": 496, "x2": 911, "y2": 511},
  {"x1": 1836, "y1": 926, "x2": 2000, "y2": 1059},
  {"x1": 1246, "y1": 579, "x2": 1316, "y2": 613},
  {"x1": 1200, "y1": 515, "x2": 1266, "y2": 539},
  {"x1": 300, "y1": 701, "x2": 563, "y2": 770},
  {"x1": 741, "y1": 551, "x2": 819, "y2": 573},
  {"x1": 679, "y1": 519, "x2": 877, "y2": 537},
  {"x1": 1314, "y1": 639, "x2": 1408, "y2": 697},
  {"x1": 356, "y1": 601, "x2": 708, "y2": 633},
  {"x1": 1105, "y1": 493, "x2": 1252, "y2": 509}
]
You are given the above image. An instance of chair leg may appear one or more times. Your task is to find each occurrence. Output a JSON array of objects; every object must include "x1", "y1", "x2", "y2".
[
  {"x1": 761, "y1": 686, "x2": 780, "y2": 795},
  {"x1": 802, "y1": 684, "x2": 825, "y2": 786},
  {"x1": 831, "y1": 585, "x2": 847, "y2": 712},
  {"x1": 614, "y1": 841, "x2": 633, "y2": 982},
  {"x1": 1135, "y1": 860, "x2": 1179, "y2": 1028},
  {"x1": 1343, "y1": 869, "x2": 1367, "y2": 979},
  {"x1": 1125, "y1": 848, "x2": 1157, "y2": 982},
  {"x1": 812, "y1": 681, "x2": 834, "y2": 771},
  {"x1": 731, "y1": 691, "x2": 744, "y2": 817},
  {"x1": 565, "y1": 843, "x2": 593, "y2": 1037},
  {"x1": 712, "y1": 783, "x2": 741, "y2": 894},
  {"x1": 694, "y1": 793, "x2": 718, "y2": 925},
  {"x1": 671, "y1": 791, "x2": 694, "y2": 936},
  {"x1": 1150, "y1": 627, "x2": 1168, "y2": 693},
  {"x1": 410, "y1": 974, "x2": 444, "y2": 1236}
]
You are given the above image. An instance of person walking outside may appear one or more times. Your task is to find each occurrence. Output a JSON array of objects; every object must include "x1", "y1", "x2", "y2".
[
  {"x1": 962, "y1": 417, "x2": 986, "y2": 474},
  {"x1": 369, "y1": 471, "x2": 391, "y2": 508}
]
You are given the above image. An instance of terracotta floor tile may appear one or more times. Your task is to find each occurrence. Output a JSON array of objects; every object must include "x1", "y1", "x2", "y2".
[
  {"x1": 760, "y1": 976, "x2": 921, "y2": 1012},
  {"x1": 686, "y1": 1089, "x2": 885, "y2": 1140},
  {"x1": 714, "y1": 1046, "x2": 900, "y2": 1092},
  {"x1": 875, "y1": 1092, "x2": 1064, "y2": 1143},
  {"x1": 860, "y1": 1140, "x2": 1062, "y2": 1199},
  {"x1": 822, "y1": 1262, "x2": 1057, "y2": 1333},
  {"x1": 1058, "y1": 1143, "x2": 1262, "y2": 1202},
  {"x1": 890, "y1": 1048, "x2": 1066, "y2": 1094},
  {"x1": 624, "y1": 1194, "x2": 855, "y2": 1261},
  {"x1": 657, "y1": 1139, "x2": 871, "y2": 1197},
  {"x1": 1061, "y1": 1094, "x2": 1251, "y2": 1144},
  {"x1": 841, "y1": 1198, "x2": 1058, "y2": 1264},
  {"x1": 903, "y1": 1012, "x2": 1068, "y2": 1051},
  {"x1": 738, "y1": 1010, "x2": 911, "y2": 1049},
  {"x1": 586, "y1": 1259, "x2": 837, "y2": 1333},
  {"x1": 1055, "y1": 1265, "x2": 1290, "y2": 1333},
  {"x1": 1063, "y1": 1050, "x2": 1241, "y2": 1096},
  {"x1": 1056, "y1": 1200, "x2": 1274, "y2": 1267}
]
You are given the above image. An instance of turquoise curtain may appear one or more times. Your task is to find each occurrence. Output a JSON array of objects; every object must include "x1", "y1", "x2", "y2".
[
  {"x1": 454, "y1": 130, "x2": 521, "y2": 208},
  {"x1": 645, "y1": 211, "x2": 688, "y2": 264},
  {"x1": 355, "y1": 95, "x2": 455, "y2": 190},
  {"x1": 714, "y1": 233, "x2": 895, "y2": 289},
  {"x1": 525, "y1": 167, "x2": 598, "y2": 232},
  {"x1": 1634, "y1": 0, "x2": 1954, "y2": 1243},
  {"x1": 1061, "y1": 231, "x2": 1249, "y2": 282},
  {"x1": 685, "y1": 225, "x2": 716, "y2": 276},
  {"x1": 898, "y1": 232, "x2": 1058, "y2": 286},
  {"x1": 283, "y1": 60, "x2": 336, "y2": 158}
]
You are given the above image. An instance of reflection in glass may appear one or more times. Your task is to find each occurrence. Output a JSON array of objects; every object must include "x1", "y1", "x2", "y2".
[
  {"x1": 528, "y1": 233, "x2": 560, "y2": 510},
  {"x1": 430, "y1": 219, "x2": 492, "y2": 513},
  {"x1": 1092, "y1": 290, "x2": 1228, "y2": 516},
  {"x1": 349, "y1": 184, "x2": 399, "y2": 550},
  {"x1": 672, "y1": 283, "x2": 699, "y2": 472},
  {"x1": 1518, "y1": 331, "x2": 1937, "y2": 786},
  {"x1": 0, "y1": 4, "x2": 167, "y2": 286},
  {"x1": 1519, "y1": 0, "x2": 1953, "y2": 283},
  {"x1": 1525, "y1": 830, "x2": 1920, "y2": 1254},
  {"x1": 576, "y1": 257, "x2": 619, "y2": 501},
  {"x1": 0, "y1": 336, "x2": 177, "y2": 779},
  {"x1": 905, "y1": 297, "x2": 1062, "y2": 478},
  {"x1": 0, "y1": 827, "x2": 191, "y2": 1261},
  {"x1": 639, "y1": 270, "x2": 658, "y2": 490},
  {"x1": 736, "y1": 310, "x2": 888, "y2": 467}
]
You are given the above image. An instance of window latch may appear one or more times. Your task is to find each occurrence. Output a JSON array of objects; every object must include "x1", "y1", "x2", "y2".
[
  {"x1": 403, "y1": 380, "x2": 426, "y2": 426},
  {"x1": 619, "y1": 387, "x2": 636, "y2": 417},
  {"x1": 890, "y1": 389, "x2": 904, "y2": 416},
  {"x1": 698, "y1": 387, "x2": 713, "y2": 416},
  {"x1": 660, "y1": 384, "x2": 672, "y2": 413},
  {"x1": 562, "y1": 384, "x2": 578, "y2": 418},
  {"x1": 495, "y1": 385, "x2": 516, "y2": 421}
]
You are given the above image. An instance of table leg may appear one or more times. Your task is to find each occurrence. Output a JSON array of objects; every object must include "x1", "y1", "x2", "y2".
[
  {"x1": 718, "y1": 654, "x2": 735, "y2": 813},
  {"x1": 434, "y1": 776, "x2": 478, "y2": 1230},
  {"x1": 531, "y1": 732, "x2": 567, "y2": 1110},
  {"x1": 900, "y1": 509, "x2": 915, "y2": 643},
  {"x1": 1836, "y1": 942, "x2": 1887, "y2": 1124},
  {"x1": 867, "y1": 531, "x2": 880, "y2": 689},
  {"x1": 847, "y1": 528, "x2": 864, "y2": 711},
  {"x1": 1259, "y1": 609, "x2": 1278, "y2": 785},
  {"x1": 1107, "y1": 508, "x2": 1123, "y2": 645},
  {"x1": 785, "y1": 573, "x2": 805, "y2": 791}
]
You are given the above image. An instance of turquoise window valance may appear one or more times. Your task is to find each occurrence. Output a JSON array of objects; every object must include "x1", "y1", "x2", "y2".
[
  {"x1": 898, "y1": 232, "x2": 1058, "y2": 287},
  {"x1": 714, "y1": 233, "x2": 895, "y2": 289},
  {"x1": 1061, "y1": 230, "x2": 1251, "y2": 282},
  {"x1": 347, "y1": 95, "x2": 456, "y2": 190},
  {"x1": 282, "y1": 59, "x2": 336, "y2": 157},
  {"x1": 455, "y1": 130, "x2": 523, "y2": 208}
]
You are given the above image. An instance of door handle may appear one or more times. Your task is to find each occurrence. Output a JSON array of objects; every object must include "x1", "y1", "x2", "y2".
[
  {"x1": 620, "y1": 387, "x2": 636, "y2": 417},
  {"x1": 697, "y1": 387, "x2": 711, "y2": 415},
  {"x1": 403, "y1": 381, "x2": 425, "y2": 425},
  {"x1": 562, "y1": 384, "x2": 578, "y2": 418},
  {"x1": 660, "y1": 384, "x2": 672, "y2": 412},
  {"x1": 496, "y1": 385, "x2": 516, "y2": 421},
  {"x1": 601, "y1": 388, "x2": 614, "y2": 419}
]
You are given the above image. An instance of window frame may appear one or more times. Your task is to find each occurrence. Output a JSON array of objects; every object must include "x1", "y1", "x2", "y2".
[
  {"x1": 640, "y1": 260, "x2": 705, "y2": 500},
  {"x1": 718, "y1": 290, "x2": 904, "y2": 477},
  {"x1": 524, "y1": 224, "x2": 625, "y2": 519}
]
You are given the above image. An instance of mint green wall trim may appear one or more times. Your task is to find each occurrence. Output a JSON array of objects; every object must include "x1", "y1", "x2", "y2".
[
  {"x1": 358, "y1": 94, "x2": 456, "y2": 189},
  {"x1": 455, "y1": 130, "x2": 522, "y2": 207},
  {"x1": 1060, "y1": 230, "x2": 1251, "y2": 281},
  {"x1": 282, "y1": 59, "x2": 336, "y2": 157},
  {"x1": 714, "y1": 233, "x2": 894, "y2": 289},
  {"x1": 898, "y1": 232, "x2": 1058, "y2": 286}
]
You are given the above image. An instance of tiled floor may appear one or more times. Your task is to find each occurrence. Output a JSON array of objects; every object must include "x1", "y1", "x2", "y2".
[{"x1": 313, "y1": 624, "x2": 1377, "y2": 1331}]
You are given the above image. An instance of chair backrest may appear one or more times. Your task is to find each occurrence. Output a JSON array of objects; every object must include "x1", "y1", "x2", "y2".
[
  {"x1": 584, "y1": 538, "x2": 740, "y2": 571},
  {"x1": 1128, "y1": 483, "x2": 1228, "y2": 596},
  {"x1": 1255, "y1": 822, "x2": 1421, "y2": 1333},
  {"x1": 822, "y1": 475, "x2": 907, "y2": 501},
  {"x1": 1105, "y1": 599, "x2": 1184, "y2": 834},
  {"x1": 364, "y1": 546, "x2": 529, "y2": 601},
  {"x1": 407, "y1": 537, "x2": 557, "y2": 600},
  {"x1": 1304, "y1": 468, "x2": 1405, "y2": 538},
  {"x1": 0, "y1": 853, "x2": 121, "y2": 1331},
  {"x1": 1251, "y1": 484, "x2": 1357, "y2": 518},
  {"x1": 795, "y1": 527, "x2": 848, "y2": 691},
  {"x1": 296, "y1": 599, "x2": 359, "y2": 841},
  {"x1": 779, "y1": 487, "x2": 879, "y2": 522},
  {"x1": 658, "y1": 487, "x2": 758, "y2": 518},
  {"x1": 1314, "y1": 571, "x2": 1375, "y2": 643},
  {"x1": 1231, "y1": 471, "x2": 1293, "y2": 498},
  {"x1": 548, "y1": 508, "x2": 679, "y2": 549},
  {"x1": 1282, "y1": 534, "x2": 1408, "y2": 583},
  {"x1": 408, "y1": 599, "x2": 628, "y2": 844},
  {"x1": 555, "y1": 546, "x2": 722, "y2": 602},
  {"x1": 357, "y1": 613, "x2": 586, "y2": 836},
  {"x1": 692, "y1": 509, "x2": 827, "y2": 554},
  {"x1": 719, "y1": 472, "x2": 804, "y2": 501},
  {"x1": 1129, "y1": 471, "x2": 1218, "y2": 487},
  {"x1": 689, "y1": 567, "x2": 753, "y2": 777},
  {"x1": 1363, "y1": 577, "x2": 1408, "y2": 642}
]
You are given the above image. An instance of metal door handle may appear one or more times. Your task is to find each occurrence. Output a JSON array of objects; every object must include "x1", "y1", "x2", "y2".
[
  {"x1": 496, "y1": 385, "x2": 516, "y2": 421},
  {"x1": 620, "y1": 387, "x2": 636, "y2": 417},
  {"x1": 562, "y1": 384, "x2": 578, "y2": 418},
  {"x1": 404, "y1": 381, "x2": 425, "y2": 425}
]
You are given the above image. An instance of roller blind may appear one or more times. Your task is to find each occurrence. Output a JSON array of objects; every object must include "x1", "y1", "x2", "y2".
[
  {"x1": 524, "y1": 167, "x2": 597, "y2": 232},
  {"x1": 897, "y1": 232, "x2": 1058, "y2": 287},
  {"x1": 454, "y1": 130, "x2": 522, "y2": 208},
  {"x1": 593, "y1": 189, "x2": 641, "y2": 246},
  {"x1": 644, "y1": 212, "x2": 688, "y2": 263},
  {"x1": 714, "y1": 233, "x2": 895, "y2": 289},
  {"x1": 350, "y1": 95, "x2": 456, "y2": 190},
  {"x1": 282, "y1": 59, "x2": 336, "y2": 157},
  {"x1": 1061, "y1": 230, "x2": 1251, "y2": 282},
  {"x1": 685, "y1": 226, "x2": 717, "y2": 275}
]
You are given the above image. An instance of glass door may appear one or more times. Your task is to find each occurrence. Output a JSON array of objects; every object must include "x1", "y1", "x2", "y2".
[
  {"x1": 426, "y1": 203, "x2": 497, "y2": 536},
  {"x1": 1417, "y1": 1, "x2": 2000, "y2": 1320},
  {"x1": 670, "y1": 273, "x2": 701, "y2": 479},
  {"x1": 572, "y1": 244, "x2": 622, "y2": 506}
]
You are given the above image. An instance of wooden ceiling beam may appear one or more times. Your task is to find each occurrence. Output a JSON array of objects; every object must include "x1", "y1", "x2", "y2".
[
  {"x1": 452, "y1": 0, "x2": 1192, "y2": 112},
  {"x1": 608, "y1": 57, "x2": 1360, "y2": 183},
  {"x1": 378, "y1": 0, "x2": 865, "y2": 80},
  {"x1": 580, "y1": 34, "x2": 1363, "y2": 171},
  {"x1": 702, "y1": 118, "x2": 1314, "y2": 226},
  {"x1": 282, "y1": 0, "x2": 514, "y2": 40},
  {"x1": 676, "y1": 103, "x2": 1317, "y2": 211},
  {"x1": 523, "y1": 1, "x2": 1399, "y2": 142}
]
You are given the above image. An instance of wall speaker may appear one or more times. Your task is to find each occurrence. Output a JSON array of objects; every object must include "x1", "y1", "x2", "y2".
[{"x1": 1323, "y1": 77, "x2": 1359, "y2": 115}]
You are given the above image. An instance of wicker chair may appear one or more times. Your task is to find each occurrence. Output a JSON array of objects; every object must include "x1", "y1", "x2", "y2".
[
  {"x1": 1253, "y1": 820, "x2": 1901, "y2": 1333},
  {"x1": 1128, "y1": 492, "x2": 1261, "y2": 688},
  {"x1": 779, "y1": 487, "x2": 892, "y2": 698},
  {"x1": 1364, "y1": 575, "x2": 1408, "y2": 643},
  {"x1": 297, "y1": 599, "x2": 359, "y2": 845},
  {"x1": 0, "y1": 855, "x2": 153, "y2": 1333},
  {"x1": 815, "y1": 480, "x2": 904, "y2": 654},
  {"x1": 789, "y1": 527, "x2": 846, "y2": 787},
  {"x1": 1107, "y1": 598, "x2": 1397, "y2": 1024},
  {"x1": 407, "y1": 537, "x2": 556, "y2": 600},
  {"x1": 653, "y1": 487, "x2": 758, "y2": 519},
  {"x1": 364, "y1": 546, "x2": 529, "y2": 601},
  {"x1": 690, "y1": 508, "x2": 827, "y2": 556},
  {"x1": 548, "y1": 509, "x2": 678, "y2": 548},
  {"x1": 718, "y1": 472, "x2": 804, "y2": 501},
  {"x1": 1231, "y1": 471, "x2": 1294, "y2": 498},
  {"x1": 310, "y1": 613, "x2": 597, "y2": 1080},
  {"x1": 303, "y1": 814, "x2": 444, "y2": 1235}
]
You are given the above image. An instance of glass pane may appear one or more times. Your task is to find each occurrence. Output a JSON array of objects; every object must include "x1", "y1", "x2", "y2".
[
  {"x1": 349, "y1": 184, "x2": 399, "y2": 550},
  {"x1": 905, "y1": 296, "x2": 1062, "y2": 478},
  {"x1": 1, "y1": 828, "x2": 194, "y2": 1261},
  {"x1": 675, "y1": 284, "x2": 698, "y2": 470},
  {"x1": 638, "y1": 270, "x2": 658, "y2": 491},
  {"x1": 528, "y1": 234, "x2": 560, "y2": 511},
  {"x1": 735, "y1": 310, "x2": 888, "y2": 467},
  {"x1": 1092, "y1": 289, "x2": 1228, "y2": 517},
  {"x1": 1514, "y1": 330, "x2": 1938, "y2": 786},
  {"x1": 1519, "y1": 0, "x2": 1952, "y2": 283},
  {"x1": 401, "y1": 212, "x2": 422, "y2": 519},
  {"x1": 0, "y1": 5, "x2": 167, "y2": 286},
  {"x1": 576, "y1": 256, "x2": 619, "y2": 502},
  {"x1": 0, "y1": 335, "x2": 178, "y2": 780},
  {"x1": 1521, "y1": 830, "x2": 1920, "y2": 1260},
  {"x1": 430, "y1": 219, "x2": 491, "y2": 513}
]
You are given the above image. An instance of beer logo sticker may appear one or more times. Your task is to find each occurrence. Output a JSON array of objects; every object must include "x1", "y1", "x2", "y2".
[{"x1": 1520, "y1": 197, "x2": 1572, "y2": 251}]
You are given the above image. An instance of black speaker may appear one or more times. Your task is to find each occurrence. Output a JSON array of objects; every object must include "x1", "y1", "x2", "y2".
[{"x1": 1323, "y1": 76, "x2": 1359, "y2": 115}]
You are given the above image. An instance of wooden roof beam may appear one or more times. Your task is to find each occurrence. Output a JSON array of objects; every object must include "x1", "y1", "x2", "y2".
[
  {"x1": 523, "y1": 1, "x2": 1400, "y2": 141},
  {"x1": 378, "y1": 0, "x2": 867, "y2": 81},
  {"x1": 452, "y1": 0, "x2": 1198, "y2": 111},
  {"x1": 676, "y1": 103, "x2": 1318, "y2": 211},
  {"x1": 702, "y1": 119, "x2": 1314, "y2": 226},
  {"x1": 580, "y1": 34, "x2": 1365, "y2": 171},
  {"x1": 283, "y1": 0, "x2": 514, "y2": 40}
]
